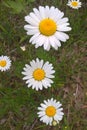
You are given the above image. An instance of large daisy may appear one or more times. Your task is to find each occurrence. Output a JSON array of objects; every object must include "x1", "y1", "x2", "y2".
[
  {"x1": 37, "y1": 98, "x2": 64, "y2": 126},
  {"x1": 0, "y1": 55, "x2": 11, "y2": 72},
  {"x1": 22, "y1": 58, "x2": 55, "y2": 91},
  {"x1": 24, "y1": 6, "x2": 72, "y2": 51},
  {"x1": 67, "y1": 0, "x2": 82, "y2": 9}
]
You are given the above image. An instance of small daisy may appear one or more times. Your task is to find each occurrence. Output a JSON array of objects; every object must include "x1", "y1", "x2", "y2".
[
  {"x1": 37, "y1": 98, "x2": 64, "y2": 126},
  {"x1": 0, "y1": 55, "x2": 11, "y2": 72},
  {"x1": 22, "y1": 58, "x2": 55, "y2": 91},
  {"x1": 67, "y1": 0, "x2": 82, "y2": 9},
  {"x1": 24, "y1": 6, "x2": 72, "y2": 51}
]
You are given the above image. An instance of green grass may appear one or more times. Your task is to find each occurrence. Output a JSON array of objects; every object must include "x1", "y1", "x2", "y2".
[{"x1": 0, "y1": 0, "x2": 87, "y2": 130}]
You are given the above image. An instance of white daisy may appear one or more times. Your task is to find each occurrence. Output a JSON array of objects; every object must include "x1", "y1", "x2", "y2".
[
  {"x1": 22, "y1": 58, "x2": 55, "y2": 91},
  {"x1": 24, "y1": 6, "x2": 72, "y2": 51},
  {"x1": 67, "y1": 0, "x2": 82, "y2": 9},
  {"x1": 37, "y1": 98, "x2": 64, "y2": 126},
  {"x1": 0, "y1": 55, "x2": 11, "y2": 72}
]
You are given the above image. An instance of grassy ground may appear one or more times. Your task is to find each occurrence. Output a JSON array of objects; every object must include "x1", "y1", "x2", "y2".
[{"x1": 0, "y1": 0, "x2": 87, "y2": 130}]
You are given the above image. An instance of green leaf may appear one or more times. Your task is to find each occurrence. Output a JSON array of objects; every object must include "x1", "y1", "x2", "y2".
[{"x1": 3, "y1": 0, "x2": 25, "y2": 14}]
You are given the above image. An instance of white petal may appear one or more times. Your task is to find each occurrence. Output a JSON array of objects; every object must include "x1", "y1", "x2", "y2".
[
  {"x1": 40, "y1": 115, "x2": 52, "y2": 125},
  {"x1": 46, "y1": 74, "x2": 55, "y2": 78},
  {"x1": 38, "y1": 81, "x2": 43, "y2": 90},
  {"x1": 35, "y1": 35, "x2": 46, "y2": 48},
  {"x1": 54, "y1": 114, "x2": 63, "y2": 121},
  {"x1": 45, "y1": 6, "x2": 50, "y2": 17},
  {"x1": 43, "y1": 37, "x2": 51, "y2": 51},
  {"x1": 26, "y1": 29, "x2": 39, "y2": 35},
  {"x1": 33, "y1": 8, "x2": 42, "y2": 20},
  {"x1": 48, "y1": 36, "x2": 59, "y2": 50},
  {"x1": 58, "y1": 25, "x2": 72, "y2": 32},
  {"x1": 24, "y1": 16, "x2": 38, "y2": 26},
  {"x1": 54, "y1": 12, "x2": 64, "y2": 22},
  {"x1": 42, "y1": 80, "x2": 49, "y2": 89},
  {"x1": 40, "y1": 103, "x2": 47, "y2": 108},
  {"x1": 29, "y1": 33, "x2": 40, "y2": 43},
  {"x1": 37, "y1": 111, "x2": 45, "y2": 117},
  {"x1": 38, "y1": 107, "x2": 45, "y2": 111},
  {"x1": 24, "y1": 25, "x2": 38, "y2": 30},
  {"x1": 57, "y1": 17, "x2": 69, "y2": 25},
  {"x1": 29, "y1": 12, "x2": 40, "y2": 22},
  {"x1": 54, "y1": 32, "x2": 68, "y2": 42},
  {"x1": 27, "y1": 78, "x2": 35, "y2": 87},
  {"x1": 42, "y1": 78, "x2": 53, "y2": 88},
  {"x1": 39, "y1": 6, "x2": 45, "y2": 19}
]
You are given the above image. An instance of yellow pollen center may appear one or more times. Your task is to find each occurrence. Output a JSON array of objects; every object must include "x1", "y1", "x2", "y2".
[
  {"x1": 33, "y1": 68, "x2": 45, "y2": 81},
  {"x1": 71, "y1": 1, "x2": 78, "y2": 7},
  {"x1": 45, "y1": 106, "x2": 56, "y2": 117},
  {"x1": 39, "y1": 18, "x2": 57, "y2": 36},
  {"x1": 0, "y1": 60, "x2": 7, "y2": 67}
]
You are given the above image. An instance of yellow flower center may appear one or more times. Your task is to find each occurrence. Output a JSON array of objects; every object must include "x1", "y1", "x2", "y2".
[
  {"x1": 45, "y1": 106, "x2": 56, "y2": 117},
  {"x1": 0, "y1": 60, "x2": 7, "y2": 67},
  {"x1": 39, "y1": 18, "x2": 57, "y2": 36},
  {"x1": 71, "y1": 1, "x2": 78, "y2": 7},
  {"x1": 33, "y1": 68, "x2": 45, "y2": 81}
]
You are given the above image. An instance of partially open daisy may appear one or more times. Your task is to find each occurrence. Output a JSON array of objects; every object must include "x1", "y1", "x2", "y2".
[
  {"x1": 37, "y1": 98, "x2": 64, "y2": 126},
  {"x1": 24, "y1": 6, "x2": 72, "y2": 51},
  {"x1": 0, "y1": 55, "x2": 11, "y2": 72},
  {"x1": 20, "y1": 45, "x2": 26, "y2": 51},
  {"x1": 22, "y1": 58, "x2": 55, "y2": 91},
  {"x1": 67, "y1": 0, "x2": 82, "y2": 9}
]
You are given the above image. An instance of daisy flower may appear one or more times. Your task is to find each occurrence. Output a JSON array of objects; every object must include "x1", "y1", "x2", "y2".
[
  {"x1": 37, "y1": 98, "x2": 64, "y2": 126},
  {"x1": 67, "y1": 0, "x2": 82, "y2": 9},
  {"x1": 0, "y1": 55, "x2": 11, "y2": 72},
  {"x1": 22, "y1": 58, "x2": 55, "y2": 91},
  {"x1": 24, "y1": 6, "x2": 72, "y2": 51}
]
